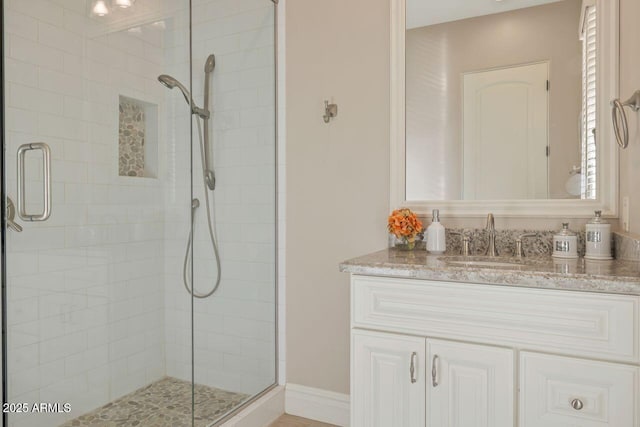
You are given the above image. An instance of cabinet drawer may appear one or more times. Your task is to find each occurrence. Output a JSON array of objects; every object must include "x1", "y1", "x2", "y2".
[
  {"x1": 352, "y1": 276, "x2": 640, "y2": 363},
  {"x1": 520, "y1": 352, "x2": 638, "y2": 426}
]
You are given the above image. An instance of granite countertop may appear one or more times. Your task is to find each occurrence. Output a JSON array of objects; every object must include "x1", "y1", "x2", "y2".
[{"x1": 339, "y1": 248, "x2": 640, "y2": 296}]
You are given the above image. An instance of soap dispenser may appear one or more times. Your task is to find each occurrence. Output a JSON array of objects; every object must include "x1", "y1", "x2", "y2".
[
  {"x1": 585, "y1": 210, "x2": 612, "y2": 260},
  {"x1": 426, "y1": 209, "x2": 446, "y2": 254}
]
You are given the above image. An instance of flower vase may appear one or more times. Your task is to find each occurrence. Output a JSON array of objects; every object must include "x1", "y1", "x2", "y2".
[{"x1": 394, "y1": 236, "x2": 416, "y2": 251}]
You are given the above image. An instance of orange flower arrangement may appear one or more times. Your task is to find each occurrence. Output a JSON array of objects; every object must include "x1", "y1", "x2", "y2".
[{"x1": 388, "y1": 208, "x2": 423, "y2": 249}]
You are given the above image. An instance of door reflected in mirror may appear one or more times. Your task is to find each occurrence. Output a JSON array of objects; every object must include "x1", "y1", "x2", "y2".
[{"x1": 405, "y1": 0, "x2": 598, "y2": 201}]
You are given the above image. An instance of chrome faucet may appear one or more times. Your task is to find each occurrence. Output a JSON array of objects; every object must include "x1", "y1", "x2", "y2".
[{"x1": 485, "y1": 213, "x2": 498, "y2": 257}]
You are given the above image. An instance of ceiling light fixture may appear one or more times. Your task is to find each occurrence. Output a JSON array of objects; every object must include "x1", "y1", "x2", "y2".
[
  {"x1": 91, "y1": 0, "x2": 110, "y2": 16},
  {"x1": 113, "y1": 0, "x2": 136, "y2": 8}
]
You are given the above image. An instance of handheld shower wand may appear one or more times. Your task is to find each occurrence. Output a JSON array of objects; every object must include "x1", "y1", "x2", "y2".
[
  {"x1": 157, "y1": 74, "x2": 209, "y2": 120},
  {"x1": 157, "y1": 56, "x2": 216, "y2": 190},
  {"x1": 158, "y1": 54, "x2": 221, "y2": 299}
]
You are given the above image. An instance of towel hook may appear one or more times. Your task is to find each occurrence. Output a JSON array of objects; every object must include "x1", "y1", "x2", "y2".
[
  {"x1": 611, "y1": 90, "x2": 640, "y2": 149},
  {"x1": 323, "y1": 100, "x2": 338, "y2": 124}
]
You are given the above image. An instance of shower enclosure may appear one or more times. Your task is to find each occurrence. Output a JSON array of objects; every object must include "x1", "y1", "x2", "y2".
[{"x1": 0, "y1": 0, "x2": 277, "y2": 426}]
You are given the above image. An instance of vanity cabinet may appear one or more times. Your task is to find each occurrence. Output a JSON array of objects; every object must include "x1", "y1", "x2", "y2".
[
  {"x1": 350, "y1": 275, "x2": 640, "y2": 427},
  {"x1": 352, "y1": 330, "x2": 513, "y2": 427}
]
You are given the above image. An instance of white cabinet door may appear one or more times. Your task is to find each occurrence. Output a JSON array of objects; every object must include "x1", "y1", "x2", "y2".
[
  {"x1": 520, "y1": 352, "x2": 638, "y2": 427},
  {"x1": 426, "y1": 339, "x2": 514, "y2": 427},
  {"x1": 352, "y1": 330, "x2": 426, "y2": 427}
]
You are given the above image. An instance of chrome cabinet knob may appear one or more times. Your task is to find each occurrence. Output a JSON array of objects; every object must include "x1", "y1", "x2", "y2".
[{"x1": 571, "y1": 398, "x2": 584, "y2": 410}]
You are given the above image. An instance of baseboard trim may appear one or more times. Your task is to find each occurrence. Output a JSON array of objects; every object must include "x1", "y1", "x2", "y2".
[
  {"x1": 285, "y1": 383, "x2": 350, "y2": 427},
  {"x1": 221, "y1": 385, "x2": 285, "y2": 427}
]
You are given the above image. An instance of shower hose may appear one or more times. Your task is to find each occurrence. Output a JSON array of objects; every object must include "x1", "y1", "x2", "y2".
[{"x1": 182, "y1": 117, "x2": 222, "y2": 298}]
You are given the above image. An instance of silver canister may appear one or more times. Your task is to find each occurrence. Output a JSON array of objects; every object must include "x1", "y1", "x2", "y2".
[
  {"x1": 552, "y1": 223, "x2": 578, "y2": 259},
  {"x1": 585, "y1": 210, "x2": 612, "y2": 260}
]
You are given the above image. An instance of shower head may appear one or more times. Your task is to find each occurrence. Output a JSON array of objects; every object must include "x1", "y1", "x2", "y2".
[
  {"x1": 158, "y1": 74, "x2": 191, "y2": 104},
  {"x1": 204, "y1": 54, "x2": 215, "y2": 73},
  {"x1": 158, "y1": 74, "x2": 209, "y2": 119},
  {"x1": 157, "y1": 74, "x2": 178, "y2": 89}
]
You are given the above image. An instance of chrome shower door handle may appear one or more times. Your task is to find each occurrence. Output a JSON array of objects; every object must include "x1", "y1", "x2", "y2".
[{"x1": 17, "y1": 142, "x2": 51, "y2": 221}]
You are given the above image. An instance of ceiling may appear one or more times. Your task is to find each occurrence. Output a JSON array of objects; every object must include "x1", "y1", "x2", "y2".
[{"x1": 406, "y1": 0, "x2": 566, "y2": 29}]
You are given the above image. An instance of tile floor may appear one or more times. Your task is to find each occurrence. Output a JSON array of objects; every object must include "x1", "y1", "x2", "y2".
[
  {"x1": 60, "y1": 377, "x2": 248, "y2": 427},
  {"x1": 269, "y1": 414, "x2": 337, "y2": 427}
]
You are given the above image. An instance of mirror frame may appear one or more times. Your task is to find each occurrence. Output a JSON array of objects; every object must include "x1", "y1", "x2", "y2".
[{"x1": 390, "y1": 0, "x2": 620, "y2": 218}]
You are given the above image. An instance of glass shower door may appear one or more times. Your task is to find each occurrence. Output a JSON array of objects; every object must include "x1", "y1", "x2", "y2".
[
  {"x1": 189, "y1": 0, "x2": 278, "y2": 421},
  {"x1": 2, "y1": 1, "x2": 193, "y2": 426},
  {"x1": 2, "y1": 0, "x2": 278, "y2": 425}
]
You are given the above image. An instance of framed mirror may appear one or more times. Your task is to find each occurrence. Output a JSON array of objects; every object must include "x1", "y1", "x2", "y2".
[{"x1": 390, "y1": 0, "x2": 619, "y2": 217}]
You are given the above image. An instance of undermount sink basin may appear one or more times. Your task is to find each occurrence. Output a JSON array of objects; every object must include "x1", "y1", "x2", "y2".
[
  {"x1": 445, "y1": 260, "x2": 522, "y2": 268},
  {"x1": 439, "y1": 256, "x2": 527, "y2": 268}
]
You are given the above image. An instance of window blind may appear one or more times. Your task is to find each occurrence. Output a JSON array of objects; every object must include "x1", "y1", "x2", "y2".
[{"x1": 581, "y1": 5, "x2": 597, "y2": 199}]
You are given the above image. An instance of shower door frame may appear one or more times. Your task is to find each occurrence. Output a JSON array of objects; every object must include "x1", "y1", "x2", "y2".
[{"x1": 1, "y1": 0, "x2": 7, "y2": 425}]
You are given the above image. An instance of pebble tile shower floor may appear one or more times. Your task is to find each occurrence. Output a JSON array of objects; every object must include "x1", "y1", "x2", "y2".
[{"x1": 60, "y1": 377, "x2": 248, "y2": 427}]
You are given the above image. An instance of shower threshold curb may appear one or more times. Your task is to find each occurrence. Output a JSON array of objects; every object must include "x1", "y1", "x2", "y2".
[{"x1": 217, "y1": 384, "x2": 284, "y2": 427}]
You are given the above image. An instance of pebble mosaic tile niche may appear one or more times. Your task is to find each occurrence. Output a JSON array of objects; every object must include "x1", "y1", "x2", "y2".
[{"x1": 119, "y1": 95, "x2": 157, "y2": 177}]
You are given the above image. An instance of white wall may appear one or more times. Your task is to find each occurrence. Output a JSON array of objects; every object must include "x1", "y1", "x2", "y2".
[
  {"x1": 163, "y1": 0, "x2": 278, "y2": 396},
  {"x1": 285, "y1": 0, "x2": 391, "y2": 395},
  {"x1": 618, "y1": 0, "x2": 640, "y2": 234},
  {"x1": 4, "y1": 1, "x2": 170, "y2": 425}
]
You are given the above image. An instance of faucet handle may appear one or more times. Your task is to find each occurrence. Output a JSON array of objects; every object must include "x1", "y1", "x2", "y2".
[
  {"x1": 462, "y1": 236, "x2": 471, "y2": 256},
  {"x1": 449, "y1": 231, "x2": 472, "y2": 256},
  {"x1": 515, "y1": 233, "x2": 537, "y2": 257}
]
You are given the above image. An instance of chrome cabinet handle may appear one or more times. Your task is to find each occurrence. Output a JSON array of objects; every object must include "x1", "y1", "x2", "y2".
[
  {"x1": 571, "y1": 398, "x2": 584, "y2": 410},
  {"x1": 431, "y1": 355, "x2": 439, "y2": 387},
  {"x1": 409, "y1": 352, "x2": 417, "y2": 383},
  {"x1": 17, "y1": 142, "x2": 51, "y2": 221}
]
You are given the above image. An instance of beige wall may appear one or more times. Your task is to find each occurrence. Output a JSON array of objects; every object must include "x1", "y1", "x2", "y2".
[
  {"x1": 619, "y1": 0, "x2": 640, "y2": 234},
  {"x1": 406, "y1": 0, "x2": 583, "y2": 200},
  {"x1": 285, "y1": 0, "x2": 637, "y2": 396},
  {"x1": 285, "y1": 0, "x2": 390, "y2": 394}
]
